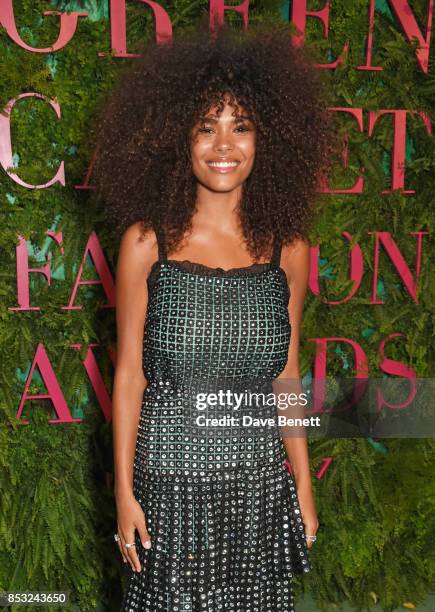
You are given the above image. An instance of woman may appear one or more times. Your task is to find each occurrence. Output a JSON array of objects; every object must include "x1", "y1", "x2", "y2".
[{"x1": 93, "y1": 20, "x2": 332, "y2": 612}]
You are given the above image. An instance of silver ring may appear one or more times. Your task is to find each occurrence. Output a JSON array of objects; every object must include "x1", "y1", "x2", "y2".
[
  {"x1": 306, "y1": 535, "x2": 317, "y2": 542},
  {"x1": 114, "y1": 533, "x2": 120, "y2": 542},
  {"x1": 124, "y1": 542, "x2": 136, "y2": 549}
]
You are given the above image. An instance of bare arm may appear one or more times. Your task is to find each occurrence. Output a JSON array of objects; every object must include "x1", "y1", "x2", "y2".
[
  {"x1": 112, "y1": 222, "x2": 158, "y2": 571},
  {"x1": 273, "y1": 238, "x2": 319, "y2": 545}
]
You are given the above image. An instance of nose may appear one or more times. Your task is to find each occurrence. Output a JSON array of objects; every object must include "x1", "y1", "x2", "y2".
[
  {"x1": 213, "y1": 131, "x2": 234, "y2": 153},
  {"x1": 214, "y1": 142, "x2": 234, "y2": 154}
]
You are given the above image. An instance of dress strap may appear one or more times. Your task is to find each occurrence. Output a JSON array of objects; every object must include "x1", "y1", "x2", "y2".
[
  {"x1": 154, "y1": 222, "x2": 167, "y2": 261},
  {"x1": 270, "y1": 235, "x2": 282, "y2": 266}
]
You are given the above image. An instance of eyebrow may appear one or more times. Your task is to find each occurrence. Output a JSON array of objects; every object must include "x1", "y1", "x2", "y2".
[{"x1": 199, "y1": 114, "x2": 252, "y2": 123}]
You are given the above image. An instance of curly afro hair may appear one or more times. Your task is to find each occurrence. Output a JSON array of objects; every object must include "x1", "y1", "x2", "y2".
[{"x1": 92, "y1": 19, "x2": 335, "y2": 260}]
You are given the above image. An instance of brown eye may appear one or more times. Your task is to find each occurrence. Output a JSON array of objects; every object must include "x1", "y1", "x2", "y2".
[{"x1": 197, "y1": 124, "x2": 214, "y2": 134}]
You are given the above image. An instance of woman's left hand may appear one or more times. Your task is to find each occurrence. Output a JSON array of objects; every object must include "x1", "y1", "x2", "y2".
[{"x1": 296, "y1": 486, "x2": 319, "y2": 549}]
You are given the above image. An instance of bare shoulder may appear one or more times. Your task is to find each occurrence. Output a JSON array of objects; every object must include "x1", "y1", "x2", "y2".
[
  {"x1": 118, "y1": 221, "x2": 159, "y2": 276},
  {"x1": 280, "y1": 237, "x2": 310, "y2": 286}
]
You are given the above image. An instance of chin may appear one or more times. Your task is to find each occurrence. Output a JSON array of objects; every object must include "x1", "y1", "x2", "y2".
[
  {"x1": 205, "y1": 182, "x2": 242, "y2": 193},
  {"x1": 195, "y1": 176, "x2": 240, "y2": 191}
]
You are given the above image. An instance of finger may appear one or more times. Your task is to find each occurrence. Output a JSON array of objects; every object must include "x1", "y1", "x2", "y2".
[
  {"x1": 122, "y1": 530, "x2": 142, "y2": 572},
  {"x1": 119, "y1": 531, "x2": 136, "y2": 571},
  {"x1": 117, "y1": 540, "x2": 128, "y2": 563},
  {"x1": 116, "y1": 523, "x2": 128, "y2": 563},
  {"x1": 304, "y1": 527, "x2": 318, "y2": 549},
  {"x1": 137, "y1": 519, "x2": 152, "y2": 550},
  {"x1": 126, "y1": 545, "x2": 142, "y2": 573},
  {"x1": 116, "y1": 527, "x2": 128, "y2": 563}
]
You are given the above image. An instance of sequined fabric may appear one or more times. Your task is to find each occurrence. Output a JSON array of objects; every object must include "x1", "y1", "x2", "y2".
[{"x1": 120, "y1": 230, "x2": 311, "y2": 611}]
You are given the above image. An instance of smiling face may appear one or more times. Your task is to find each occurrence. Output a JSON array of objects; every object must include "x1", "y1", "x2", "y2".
[{"x1": 189, "y1": 96, "x2": 256, "y2": 194}]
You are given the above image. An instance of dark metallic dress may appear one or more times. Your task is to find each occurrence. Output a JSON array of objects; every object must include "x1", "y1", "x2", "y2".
[{"x1": 120, "y1": 226, "x2": 311, "y2": 611}]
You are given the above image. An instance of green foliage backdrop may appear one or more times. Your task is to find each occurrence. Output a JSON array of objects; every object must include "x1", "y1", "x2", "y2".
[{"x1": 0, "y1": 1, "x2": 434, "y2": 611}]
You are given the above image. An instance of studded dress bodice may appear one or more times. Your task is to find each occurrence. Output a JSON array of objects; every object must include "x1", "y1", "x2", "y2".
[
  {"x1": 143, "y1": 258, "x2": 290, "y2": 386},
  {"x1": 121, "y1": 226, "x2": 311, "y2": 612}
]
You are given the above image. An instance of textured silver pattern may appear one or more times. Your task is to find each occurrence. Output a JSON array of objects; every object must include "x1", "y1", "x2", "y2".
[{"x1": 120, "y1": 231, "x2": 311, "y2": 611}]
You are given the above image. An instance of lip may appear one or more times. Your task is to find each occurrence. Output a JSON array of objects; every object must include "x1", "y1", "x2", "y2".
[{"x1": 206, "y1": 159, "x2": 241, "y2": 174}]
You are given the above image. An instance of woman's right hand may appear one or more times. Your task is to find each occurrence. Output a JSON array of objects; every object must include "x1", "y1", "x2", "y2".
[{"x1": 115, "y1": 491, "x2": 152, "y2": 572}]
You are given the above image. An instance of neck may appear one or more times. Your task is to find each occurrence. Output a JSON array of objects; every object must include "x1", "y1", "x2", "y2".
[{"x1": 193, "y1": 183, "x2": 243, "y2": 234}]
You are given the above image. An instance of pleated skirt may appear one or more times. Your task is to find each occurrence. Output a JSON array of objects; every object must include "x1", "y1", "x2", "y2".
[{"x1": 120, "y1": 462, "x2": 311, "y2": 611}]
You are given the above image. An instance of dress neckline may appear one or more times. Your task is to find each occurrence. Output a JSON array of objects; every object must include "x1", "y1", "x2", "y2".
[
  {"x1": 166, "y1": 257, "x2": 274, "y2": 273},
  {"x1": 147, "y1": 259, "x2": 291, "y2": 303},
  {"x1": 149, "y1": 258, "x2": 280, "y2": 276}
]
